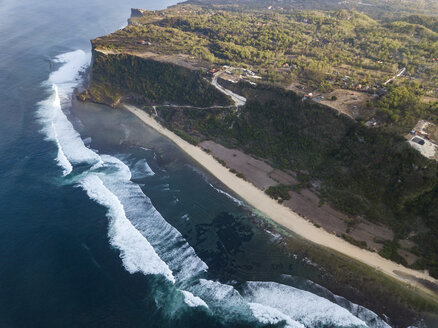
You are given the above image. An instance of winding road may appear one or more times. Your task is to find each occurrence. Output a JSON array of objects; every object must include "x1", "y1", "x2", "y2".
[{"x1": 212, "y1": 71, "x2": 247, "y2": 107}]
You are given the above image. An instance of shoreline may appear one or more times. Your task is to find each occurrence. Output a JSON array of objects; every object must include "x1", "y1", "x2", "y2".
[{"x1": 122, "y1": 103, "x2": 438, "y2": 297}]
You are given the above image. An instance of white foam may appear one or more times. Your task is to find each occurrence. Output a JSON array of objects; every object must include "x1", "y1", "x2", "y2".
[
  {"x1": 37, "y1": 50, "x2": 102, "y2": 175},
  {"x1": 131, "y1": 158, "x2": 155, "y2": 179},
  {"x1": 209, "y1": 183, "x2": 244, "y2": 207},
  {"x1": 181, "y1": 290, "x2": 209, "y2": 309},
  {"x1": 187, "y1": 279, "x2": 254, "y2": 322},
  {"x1": 243, "y1": 282, "x2": 368, "y2": 327},
  {"x1": 38, "y1": 49, "x2": 206, "y2": 286},
  {"x1": 280, "y1": 274, "x2": 391, "y2": 328},
  {"x1": 248, "y1": 303, "x2": 305, "y2": 328},
  {"x1": 83, "y1": 137, "x2": 92, "y2": 146},
  {"x1": 264, "y1": 229, "x2": 282, "y2": 241},
  {"x1": 80, "y1": 174, "x2": 174, "y2": 283},
  {"x1": 334, "y1": 295, "x2": 391, "y2": 328},
  {"x1": 114, "y1": 154, "x2": 155, "y2": 179},
  {"x1": 49, "y1": 50, "x2": 90, "y2": 86},
  {"x1": 96, "y1": 155, "x2": 208, "y2": 282},
  {"x1": 51, "y1": 120, "x2": 73, "y2": 176}
]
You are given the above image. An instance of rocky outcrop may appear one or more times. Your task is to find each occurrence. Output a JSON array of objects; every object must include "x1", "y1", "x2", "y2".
[{"x1": 130, "y1": 8, "x2": 146, "y2": 18}]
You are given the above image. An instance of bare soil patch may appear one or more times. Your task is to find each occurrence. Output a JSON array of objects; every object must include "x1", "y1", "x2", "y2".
[{"x1": 200, "y1": 139, "x2": 396, "y2": 253}]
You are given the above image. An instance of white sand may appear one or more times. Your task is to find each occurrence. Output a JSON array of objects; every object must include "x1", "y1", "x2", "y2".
[{"x1": 123, "y1": 104, "x2": 438, "y2": 295}]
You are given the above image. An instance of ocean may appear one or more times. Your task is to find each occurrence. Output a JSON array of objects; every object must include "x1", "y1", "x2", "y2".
[{"x1": 0, "y1": 0, "x2": 432, "y2": 327}]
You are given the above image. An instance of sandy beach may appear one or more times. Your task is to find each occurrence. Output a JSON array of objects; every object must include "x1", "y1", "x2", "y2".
[{"x1": 123, "y1": 103, "x2": 438, "y2": 296}]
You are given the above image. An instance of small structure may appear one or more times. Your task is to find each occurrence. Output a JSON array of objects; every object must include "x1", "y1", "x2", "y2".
[
  {"x1": 137, "y1": 40, "x2": 151, "y2": 45},
  {"x1": 208, "y1": 68, "x2": 221, "y2": 74},
  {"x1": 412, "y1": 137, "x2": 425, "y2": 145},
  {"x1": 407, "y1": 120, "x2": 438, "y2": 161},
  {"x1": 365, "y1": 117, "x2": 377, "y2": 127}
]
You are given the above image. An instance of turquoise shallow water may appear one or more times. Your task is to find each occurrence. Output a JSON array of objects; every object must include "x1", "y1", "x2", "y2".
[{"x1": 0, "y1": 0, "x2": 432, "y2": 327}]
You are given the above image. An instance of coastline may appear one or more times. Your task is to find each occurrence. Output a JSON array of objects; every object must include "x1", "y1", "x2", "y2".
[{"x1": 122, "y1": 103, "x2": 438, "y2": 297}]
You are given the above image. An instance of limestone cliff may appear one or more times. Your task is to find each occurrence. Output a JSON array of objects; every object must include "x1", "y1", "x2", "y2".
[{"x1": 79, "y1": 47, "x2": 232, "y2": 108}]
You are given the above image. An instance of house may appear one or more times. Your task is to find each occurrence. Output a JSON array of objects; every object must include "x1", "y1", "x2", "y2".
[{"x1": 137, "y1": 40, "x2": 151, "y2": 45}]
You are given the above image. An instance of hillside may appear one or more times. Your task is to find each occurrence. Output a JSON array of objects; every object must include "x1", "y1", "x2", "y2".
[
  {"x1": 189, "y1": 0, "x2": 438, "y2": 17},
  {"x1": 83, "y1": 3, "x2": 438, "y2": 279}
]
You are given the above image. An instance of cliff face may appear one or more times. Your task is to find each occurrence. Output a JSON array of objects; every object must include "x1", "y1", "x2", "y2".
[
  {"x1": 79, "y1": 49, "x2": 232, "y2": 108},
  {"x1": 130, "y1": 8, "x2": 146, "y2": 18}
]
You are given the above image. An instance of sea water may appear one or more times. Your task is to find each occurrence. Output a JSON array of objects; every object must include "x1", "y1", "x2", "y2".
[{"x1": 0, "y1": 0, "x2": 430, "y2": 327}]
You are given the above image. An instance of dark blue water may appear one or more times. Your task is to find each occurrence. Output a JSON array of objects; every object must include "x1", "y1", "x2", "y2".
[{"x1": 0, "y1": 1, "x2": 429, "y2": 327}]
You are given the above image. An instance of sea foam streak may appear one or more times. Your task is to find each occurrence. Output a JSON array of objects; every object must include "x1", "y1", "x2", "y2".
[
  {"x1": 181, "y1": 290, "x2": 209, "y2": 309},
  {"x1": 243, "y1": 281, "x2": 368, "y2": 328},
  {"x1": 80, "y1": 175, "x2": 175, "y2": 282},
  {"x1": 208, "y1": 183, "x2": 244, "y2": 207},
  {"x1": 248, "y1": 303, "x2": 304, "y2": 328}
]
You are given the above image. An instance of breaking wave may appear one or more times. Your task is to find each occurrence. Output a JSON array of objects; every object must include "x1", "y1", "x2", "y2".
[
  {"x1": 37, "y1": 50, "x2": 101, "y2": 176},
  {"x1": 80, "y1": 174, "x2": 174, "y2": 282},
  {"x1": 242, "y1": 281, "x2": 368, "y2": 328},
  {"x1": 95, "y1": 155, "x2": 208, "y2": 283},
  {"x1": 248, "y1": 302, "x2": 305, "y2": 328},
  {"x1": 38, "y1": 50, "x2": 392, "y2": 328}
]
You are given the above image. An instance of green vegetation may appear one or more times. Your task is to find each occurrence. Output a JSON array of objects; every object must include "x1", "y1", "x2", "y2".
[
  {"x1": 265, "y1": 184, "x2": 291, "y2": 203},
  {"x1": 190, "y1": 0, "x2": 438, "y2": 17},
  {"x1": 156, "y1": 82, "x2": 438, "y2": 277},
  {"x1": 80, "y1": 50, "x2": 232, "y2": 107},
  {"x1": 341, "y1": 233, "x2": 368, "y2": 249},
  {"x1": 94, "y1": 4, "x2": 438, "y2": 96},
  {"x1": 379, "y1": 240, "x2": 408, "y2": 266},
  {"x1": 377, "y1": 82, "x2": 437, "y2": 127},
  {"x1": 174, "y1": 129, "x2": 198, "y2": 145},
  {"x1": 87, "y1": 0, "x2": 438, "y2": 278}
]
